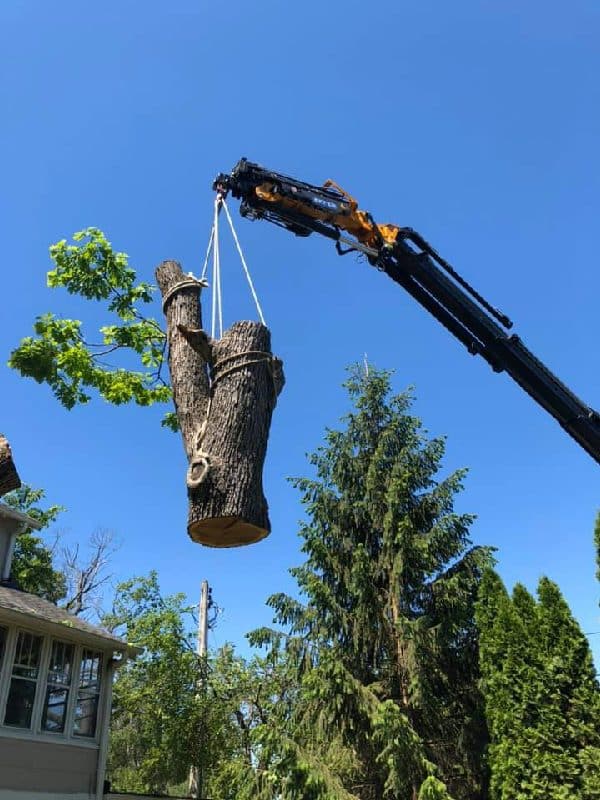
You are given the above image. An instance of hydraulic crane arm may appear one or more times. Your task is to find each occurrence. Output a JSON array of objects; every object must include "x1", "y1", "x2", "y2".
[{"x1": 213, "y1": 158, "x2": 600, "y2": 465}]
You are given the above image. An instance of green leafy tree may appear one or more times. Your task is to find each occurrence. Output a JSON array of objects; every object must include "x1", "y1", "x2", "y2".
[
  {"x1": 2, "y1": 485, "x2": 66, "y2": 602},
  {"x1": 104, "y1": 573, "x2": 293, "y2": 799},
  {"x1": 477, "y1": 569, "x2": 600, "y2": 799},
  {"x1": 9, "y1": 229, "x2": 176, "y2": 428},
  {"x1": 104, "y1": 572, "x2": 202, "y2": 794},
  {"x1": 202, "y1": 642, "x2": 305, "y2": 800},
  {"x1": 248, "y1": 366, "x2": 493, "y2": 800}
]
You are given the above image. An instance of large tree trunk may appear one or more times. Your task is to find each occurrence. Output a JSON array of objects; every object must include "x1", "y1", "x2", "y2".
[
  {"x1": 184, "y1": 321, "x2": 284, "y2": 547},
  {"x1": 156, "y1": 261, "x2": 284, "y2": 548},
  {"x1": 0, "y1": 435, "x2": 20, "y2": 498}
]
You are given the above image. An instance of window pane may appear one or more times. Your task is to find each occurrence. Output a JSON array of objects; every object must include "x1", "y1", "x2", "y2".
[
  {"x1": 73, "y1": 650, "x2": 102, "y2": 738},
  {"x1": 3, "y1": 631, "x2": 43, "y2": 728},
  {"x1": 73, "y1": 693, "x2": 99, "y2": 738},
  {"x1": 41, "y1": 641, "x2": 74, "y2": 733},
  {"x1": 79, "y1": 650, "x2": 102, "y2": 690},
  {"x1": 12, "y1": 631, "x2": 42, "y2": 679},
  {"x1": 47, "y1": 640, "x2": 74, "y2": 687},
  {"x1": 42, "y1": 687, "x2": 69, "y2": 733},
  {"x1": 4, "y1": 678, "x2": 37, "y2": 728}
]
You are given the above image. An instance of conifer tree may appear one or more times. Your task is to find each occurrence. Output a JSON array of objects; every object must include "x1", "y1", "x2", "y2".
[
  {"x1": 595, "y1": 511, "x2": 600, "y2": 586},
  {"x1": 250, "y1": 366, "x2": 493, "y2": 800},
  {"x1": 477, "y1": 570, "x2": 600, "y2": 799}
]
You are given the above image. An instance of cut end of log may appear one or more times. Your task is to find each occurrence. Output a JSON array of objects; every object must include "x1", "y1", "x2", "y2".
[{"x1": 188, "y1": 516, "x2": 270, "y2": 548}]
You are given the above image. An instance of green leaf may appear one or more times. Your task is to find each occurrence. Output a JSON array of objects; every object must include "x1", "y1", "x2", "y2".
[{"x1": 9, "y1": 229, "x2": 174, "y2": 421}]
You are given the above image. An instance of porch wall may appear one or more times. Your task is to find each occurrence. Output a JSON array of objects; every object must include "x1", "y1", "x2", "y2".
[{"x1": 0, "y1": 734, "x2": 98, "y2": 800}]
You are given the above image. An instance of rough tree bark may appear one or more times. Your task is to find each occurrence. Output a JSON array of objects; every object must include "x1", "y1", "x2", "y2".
[
  {"x1": 156, "y1": 261, "x2": 284, "y2": 548},
  {"x1": 0, "y1": 435, "x2": 21, "y2": 498},
  {"x1": 155, "y1": 260, "x2": 210, "y2": 462},
  {"x1": 183, "y1": 321, "x2": 284, "y2": 547}
]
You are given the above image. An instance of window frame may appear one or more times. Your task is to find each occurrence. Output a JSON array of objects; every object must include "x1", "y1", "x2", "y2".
[
  {"x1": 3, "y1": 628, "x2": 44, "y2": 730},
  {"x1": 41, "y1": 639, "x2": 76, "y2": 734},
  {"x1": 72, "y1": 648, "x2": 104, "y2": 739},
  {"x1": 0, "y1": 624, "x2": 108, "y2": 745}
]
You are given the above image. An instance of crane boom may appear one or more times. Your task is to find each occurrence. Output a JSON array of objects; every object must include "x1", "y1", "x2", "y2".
[{"x1": 213, "y1": 158, "x2": 600, "y2": 466}]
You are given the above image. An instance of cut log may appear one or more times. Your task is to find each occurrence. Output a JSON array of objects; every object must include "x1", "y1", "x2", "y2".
[
  {"x1": 156, "y1": 260, "x2": 284, "y2": 548},
  {"x1": 155, "y1": 261, "x2": 210, "y2": 462},
  {"x1": 184, "y1": 320, "x2": 284, "y2": 547},
  {"x1": 0, "y1": 435, "x2": 21, "y2": 497}
]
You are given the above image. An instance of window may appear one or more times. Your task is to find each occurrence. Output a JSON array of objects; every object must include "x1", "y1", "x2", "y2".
[
  {"x1": 4, "y1": 631, "x2": 42, "y2": 728},
  {"x1": 41, "y1": 640, "x2": 74, "y2": 733},
  {"x1": 0, "y1": 632, "x2": 108, "y2": 739},
  {"x1": 73, "y1": 649, "x2": 103, "y2": 738}
]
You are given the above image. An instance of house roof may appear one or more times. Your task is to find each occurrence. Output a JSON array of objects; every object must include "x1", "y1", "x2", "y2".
[
  {"x1": 0, "y1": 503, "x2": 42, "y2": 530},
  {"x1": 0, "y1": 584, "x2": 138, "y2": 656}
]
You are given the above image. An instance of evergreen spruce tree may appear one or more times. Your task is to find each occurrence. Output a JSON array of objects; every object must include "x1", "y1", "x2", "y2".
[
  {"x1": 537, "y1": 578, "x2": 600, "y2": 799},
  {"x1": 595, "y1": 511, "x2": 600, "y2": 585},
  {"x1": 477, "y1": 570, "x2": 600, "y2": 799},
  {"x1": 250, "y1": 366, "x2": 493, "y2": 800}
]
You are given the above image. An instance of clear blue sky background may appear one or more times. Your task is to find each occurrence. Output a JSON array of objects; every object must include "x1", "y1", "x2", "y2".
[{"x1": 1, "y1": 0, "x2": 599, "y2": 658}]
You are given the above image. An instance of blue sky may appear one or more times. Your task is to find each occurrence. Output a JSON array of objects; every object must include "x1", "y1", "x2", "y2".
[{"x1": 1, "y1": 0, "x2": 599, "y2": 658}]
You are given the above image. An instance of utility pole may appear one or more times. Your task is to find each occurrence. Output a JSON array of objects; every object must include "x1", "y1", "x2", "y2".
[
  {"x1": 189, "y1": 580, "x2": 209, "y2": 799},
  {"x1": 198, "y1": 579, "x2": 209, "y2": 659}
]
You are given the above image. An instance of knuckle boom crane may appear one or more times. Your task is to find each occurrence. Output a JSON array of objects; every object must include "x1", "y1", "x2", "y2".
[{"x1": 213, "y1": 158, "x2": 600, "y2": 466}]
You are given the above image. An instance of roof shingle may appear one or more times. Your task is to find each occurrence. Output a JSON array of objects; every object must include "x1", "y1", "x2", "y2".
[{"x1": 0, "y1": 584, "x2": 129, "y2": 650}]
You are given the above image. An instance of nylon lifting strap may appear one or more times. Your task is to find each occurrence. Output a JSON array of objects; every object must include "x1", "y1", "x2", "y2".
[
  {"x1": 200, "y1": 194, "x2": 266, "y2": 339},
  {"x1": 187, "y1": 194, "x2": 271, "y2": 490}
]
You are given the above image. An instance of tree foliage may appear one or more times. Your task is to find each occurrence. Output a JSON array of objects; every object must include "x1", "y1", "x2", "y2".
[
  {"x1": 104, "y1": 572, "x2": 201, "y2": 793},
  {"x1": 3, "y1": 485, "x2": 66, "y2": 602},
  {"x1": 9, "y1": 228, "x2": 176, "y2": 427},
  {"x1": 594, "y1": 511, "x2": 600, "y2": 587},
  {"x1": 477, "y1": 569, "x2": 600, "y2": 799},
  {"x1": 104, "y1": 572, "x2": 294, "y2": 798},
  {"x1": 247, "y1": 366, "x2": 494, "y2": 800},
  {"x1": 202, "y1": 642, "x2": 303, "y2": 800}
]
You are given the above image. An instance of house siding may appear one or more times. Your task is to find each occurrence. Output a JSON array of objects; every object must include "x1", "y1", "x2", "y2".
[{"x1": 0, "y1": 735, "x2": 98, "y2": 798}]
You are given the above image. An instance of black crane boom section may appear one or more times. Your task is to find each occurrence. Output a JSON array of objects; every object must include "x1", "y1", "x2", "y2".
[{"x1": 214, "y1": 158, "x2": 600, "y2": 465}]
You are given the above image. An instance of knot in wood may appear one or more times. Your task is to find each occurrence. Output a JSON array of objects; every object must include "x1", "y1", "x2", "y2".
[
  {"x1": 186, "y1": 416, "x2": 211, "y2": 489},
  {"x1": 187, "y1": 452, "x2": 211, "y2": 489}
]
